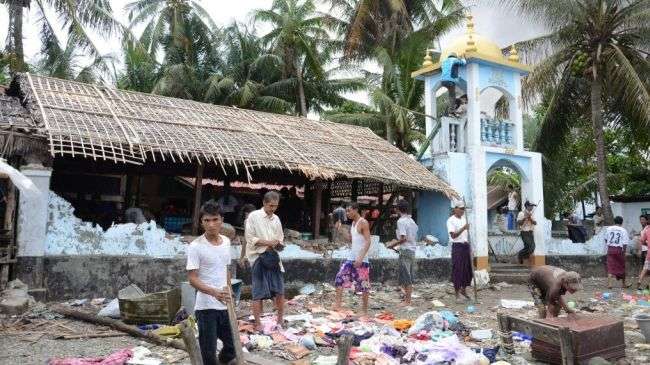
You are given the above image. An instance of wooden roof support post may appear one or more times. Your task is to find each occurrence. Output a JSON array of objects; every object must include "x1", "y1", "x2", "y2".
[
  {"x1": 313, "y1": 180, "x2": 323, "y2": 239},
  {"x1": 191, "y1": 164, "x2": 205, "y2": 236},
  {"x1": 351, "y1": 179, "x2": 359, "y2": 202}
]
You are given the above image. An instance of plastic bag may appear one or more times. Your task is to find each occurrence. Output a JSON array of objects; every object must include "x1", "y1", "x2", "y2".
[
  {"x1": 97, "y1": 298, "x2": 120, "y2": 318},
  {"x1": 407, "y1": 311, "x2": 445, "y2": 335}
]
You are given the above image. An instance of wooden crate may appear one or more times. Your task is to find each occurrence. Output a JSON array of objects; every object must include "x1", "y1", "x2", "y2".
[{"x1": 119, "y1": 287, "x2": 181, "y2": 325}]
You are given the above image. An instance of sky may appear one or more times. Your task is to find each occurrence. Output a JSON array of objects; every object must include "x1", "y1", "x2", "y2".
[{"x1": 0, "y1": 0, "x2": 546, "y2": 106}]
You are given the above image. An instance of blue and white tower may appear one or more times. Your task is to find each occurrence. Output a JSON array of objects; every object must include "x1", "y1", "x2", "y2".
[{"x1": 413, "y1": 15, "x2": 545, "y2": 269}]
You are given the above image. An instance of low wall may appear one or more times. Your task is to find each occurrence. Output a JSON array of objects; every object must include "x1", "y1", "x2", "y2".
[
  {"x1": 18, "y1": 254, "x2": 641, "y2": 301},
  {"x1": 18, "y1": 256, "x2": 452, "y2": 301}
]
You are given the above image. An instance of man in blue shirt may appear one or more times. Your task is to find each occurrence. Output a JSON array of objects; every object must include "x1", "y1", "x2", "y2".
[{"x1": 441, "y1": 52, "x2": 466, "y2": 115}]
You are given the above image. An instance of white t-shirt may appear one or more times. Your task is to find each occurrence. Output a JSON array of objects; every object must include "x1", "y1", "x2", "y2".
[
  {"x1": 604, "y1": 225, "x2": 629, "y2": 248},
  {"x1": 507, "y1": 192, "x2": 518, "y2": 211},
  {"x1": 186, "y1": 234, "x2": 231, "y2": 310},
  {"x1": 396, "y1": 215, "x2": 418, "y2": 252},
  {"x1": 447, "y1": 215, "x2": 468, "y2": 243},
  {"x1": 517, "y1": 210, "x2": 535, "y2": 232}
]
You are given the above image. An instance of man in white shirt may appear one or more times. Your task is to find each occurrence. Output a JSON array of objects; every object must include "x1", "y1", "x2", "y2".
[
  {"x1": 186, "y1": 202, "x2": 237, "y2": 365},
  {"x1": 447, "y1": 201, "x2": 473, "y2": 303},
  {"x1": 245, "y1": 191, "x2": 285, "y2": 332},
  {"x1": 507, "y1": 185, "x2": 519, "y2": 230},
  {"x1": 517, "y1": 201, "x2": 537, "y2": 264},
  {"x1": 605, "y1": 216, "x2": 630, "y2": 289},
  {"x1": 387, "y1": 199, "x2": 418, "y2": 306}
]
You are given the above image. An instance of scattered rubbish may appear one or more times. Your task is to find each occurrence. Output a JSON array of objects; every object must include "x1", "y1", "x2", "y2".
[
  {"x1": 500, "y1": 299, "x2": 535, "y2": 309},
  {"x1": 407, "y1": 311, "x2": 445, "y2": 335},
  {"x1": 70, "y1": 299, "x2": 89, "y2": 306},
  {"x1": 126, "y1": 346, "x2": 162, "y2": 365},
  {"x1": 635, "y1": 313, "x2": 650, "y2": 342},
  {"x1": 0, "y1": 279, "x2": 36, "y2": 315},
  {"x1": 97, "y1": 298, "x2": 121, "y2": 318},
  {"x1": 91, "y1": 298, "x2": 106, "y2": 306},
  {"x1": 431, "y1": 299, "x2": 445, "y2": 307},
  {"x1": 470, "y1": 329, "x2": 493, "y2": 340},
  {"x1": 48, "y1": 348, "x2": 133, "y2": 365},
  {"x1": 392, "y1": 319, "x2": 413, "y2": 331},
  {"x1": 313, "y1": 355, "x2": 337, "y2": 365},
  {"x1": 567, "y1": 301, "x2": 576, "y2": 310},
  {"x1": 299, "y1": 284, "x2": 316, "y2": 295},
  {"x1": 250, "y1": 334, "x2": 273, "y2": 350},
  {"x1": 466, "y1": 305, "x2": 476, "y2": 313},
  {"x1": 472, "y1": 269, "x2": 490, "y2": 289},
  {"x1": 298, "y1": 334, "x2": 316, "y2": 350}
]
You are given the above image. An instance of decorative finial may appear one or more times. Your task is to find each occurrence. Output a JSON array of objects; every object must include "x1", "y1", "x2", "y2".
[
  {"x1": 465, "y1": 13, "x2": 477, "y2": 53},
  {"x1": 508, "y1": 45, "x2": 520, "y2": 62},
  {"x1": 422, "y1": 49, "x2": 434, "y2": 67}
]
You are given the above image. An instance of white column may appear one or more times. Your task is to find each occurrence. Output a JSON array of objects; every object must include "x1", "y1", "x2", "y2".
[
  {"x1": 465, "y1": 63, "x2": 489, "y2": 262},
  {"x1": 530, "y1": 153, "x2": 545, "y2": 259},
  {"x1": 512, "y1": 73, "x2": 524, "y2": 151},
  {"x1": 424, "y1": 76, "x2": 434, "y2": 157},
  {"x1": 17, "y1": 164, "x2": 52, "y2": 257}
]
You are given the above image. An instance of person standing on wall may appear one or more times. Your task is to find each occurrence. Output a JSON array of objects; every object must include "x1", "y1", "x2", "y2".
[
  {"x1": 332, "y1": 202, "x2": 372, "y2": 317},
  {"x1": 506, "y1": 184, "x2": 519, "y2": 230},
  {"x1": 517, "y1": 201, "x2": 537, "y2": 264},
  {"x1": 386, "y1": 199, "x2": 418, "y2": 307},
  {"x1": 605, "y1": 216, "x2": 631, "y2": 289},
  {"x1": 245, "y1": 191, "x2": 286, "y2": 332},
  {"x1": 440, "y1": 53, "x2": 467, "y2": 115},
  {"x1": 186, "y1": 202, "x2": 237, "y2": 365},
  {"x1": 447, "y1": 201, "x2": 473, "y2": 303}
]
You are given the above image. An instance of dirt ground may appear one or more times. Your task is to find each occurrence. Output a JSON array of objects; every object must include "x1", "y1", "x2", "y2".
[{"x1": 2, "y1": 277, "x2": 650, "y2": 365}]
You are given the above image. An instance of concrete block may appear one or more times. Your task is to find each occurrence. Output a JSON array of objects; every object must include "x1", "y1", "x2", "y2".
[{"x1": 0, "y1": 296, "x2": 30, "y2": 315}]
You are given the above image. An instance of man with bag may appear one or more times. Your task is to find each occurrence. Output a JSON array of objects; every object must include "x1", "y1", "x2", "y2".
[{"x1": 245, "y1": 191, "x2": 285, "y2": 332}]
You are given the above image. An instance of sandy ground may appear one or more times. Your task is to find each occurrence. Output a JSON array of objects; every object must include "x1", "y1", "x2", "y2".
[{"x1": 2, "y1": 277, "x2": 650, "y2": 365}]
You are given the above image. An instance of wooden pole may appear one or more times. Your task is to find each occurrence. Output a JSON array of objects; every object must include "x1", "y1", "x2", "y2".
[
  {"x1": 336, "y1": 334, "x2": 354, "y2": 365},
  {"x1": 226, "y1": 264, "x2": 244, "y2": 364},
  {"x1": 351, "y1": 179, "x2": 358, "y2": 202},
  {"x1": 4, "y1": 182, "x2": 15, "y2": 231},
  {"x1": 179, "y1": 320, "x2": 204, "y2": 365},
  {"x1": 313, "y1": 181, "x2": 323, "y2": 238},
  {"x1": 51, "y1": 305, "x2": 186, "y2": 350},
  {"x1": 191, "y1": 164, "x2": 205, "y2": 236}
]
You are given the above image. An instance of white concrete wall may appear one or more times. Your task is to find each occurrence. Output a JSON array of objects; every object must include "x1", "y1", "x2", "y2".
[
  {"x1": 612, "y1": 201, "x2": 650, "y2": 234},
  {"x1": 17, "y1": 165, "x2": 52, "y2": 257}
]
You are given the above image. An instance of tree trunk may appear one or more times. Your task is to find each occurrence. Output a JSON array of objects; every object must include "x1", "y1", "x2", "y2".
[
  {"x1": 590, "y1": 71, "x2": 613, "y2": 225},
  {"x1": 297, "y1": 65, "x2": 307, "y2": 117},
  {"x1": 6, "y1": 1, "x2": 27, "y2": 72}
]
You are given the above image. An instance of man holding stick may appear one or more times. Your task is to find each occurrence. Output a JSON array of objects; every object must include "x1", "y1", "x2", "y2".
[
  {"x1": 186, "y1": 201, "x2": 237, "y2": 365},
  {"x1": 447, "y1": 201, "x2": 473, "y2": 303}
]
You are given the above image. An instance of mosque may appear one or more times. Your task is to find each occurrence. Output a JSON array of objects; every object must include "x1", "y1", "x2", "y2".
[{"x1": 413, "y1": 15, "x2": 545, "y2": 270}]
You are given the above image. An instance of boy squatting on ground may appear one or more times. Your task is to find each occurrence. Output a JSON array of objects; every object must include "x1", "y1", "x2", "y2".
[
  {"x1": 186, "y1": 202, "x2": 237, "y2": 365},
  {"x1": 528, "y1": 265, "x2": 582, "y2": 319}
]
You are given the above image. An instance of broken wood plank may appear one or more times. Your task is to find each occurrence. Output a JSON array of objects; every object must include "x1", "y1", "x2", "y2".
[
  {"x1": 506, "y1": 315, "x2": 560, "y2": 345},
  {"x1": 51, "y1": 305, "x2": 186, "y2": 351},
  {"x1": 226, "y1": 265, "x2": 245, "y2": 365},
  {"x1": 558, "y1": 326, "x2": 575, "y2": 365},
  {"x1": 179, "y1": 320, "x2": 203, "y2": 365},
  {"x1": 54, "y1": 332, "x2": 127, "y2": 340},
  {"x1": 336, "y1": 334, "x2": 353, "y2": 365}
]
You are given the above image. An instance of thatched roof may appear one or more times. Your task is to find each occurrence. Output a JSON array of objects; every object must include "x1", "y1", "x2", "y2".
[
  {"x1": 13, "y1": 73, "x2": 456, "y2": 196},
  {"x1": 0, "y1": 93, "x2": 45, "y2": 158}
]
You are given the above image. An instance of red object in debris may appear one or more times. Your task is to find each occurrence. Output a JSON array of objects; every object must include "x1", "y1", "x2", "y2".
[{"x1": 531, "y1": 315, "x2": 625, "y2": 364}]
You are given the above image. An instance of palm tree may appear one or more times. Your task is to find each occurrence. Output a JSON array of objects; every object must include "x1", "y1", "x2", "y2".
[
  {"x1": 325, "y1": 39, "x2": 428, "y2": 153},
  {"x1": 1, "y1": 0, "x2": 120, "y2": 74},
  {"x1": 126, "y1": 0, "x2": 221, "y2": 100},
  {"x1": 35, "y1": 23, "x2": 112, "y2": 83},
  {"x1": 254, "y1": 0, "x2": 330, "y2": 116},
  {"x1": 502, "y1": 0, "x2": 650, "y2": 224},
  {"x1": 327, "y1": 0, "x2": 465, "y2": 143},
  {"x1": 203, "y1": 23, "x2": 293, "y2": 113},
  {"x1": 117, "y1": 39, "x2": 159, "y2": 93}
]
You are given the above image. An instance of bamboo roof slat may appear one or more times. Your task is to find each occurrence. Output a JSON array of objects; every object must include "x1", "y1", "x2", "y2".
[{"x1": 12, "y1": 73, "x2": 457, "y2": 196}]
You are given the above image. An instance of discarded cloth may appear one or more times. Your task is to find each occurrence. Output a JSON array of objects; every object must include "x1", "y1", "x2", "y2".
[
  {"x1": 48, "y1": 348, "x2": 133, "y2": 365},
  {"x1": 407, "y1": 311, "x2": 445, "y2": 335},
  {"x1": 392, "y1": 319, "x2": 414, "y2": 331}
]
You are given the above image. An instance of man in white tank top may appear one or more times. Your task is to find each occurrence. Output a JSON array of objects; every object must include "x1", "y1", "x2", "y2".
[{"x1": 332, "y1": 202, "x2": 372, "y2": 316}]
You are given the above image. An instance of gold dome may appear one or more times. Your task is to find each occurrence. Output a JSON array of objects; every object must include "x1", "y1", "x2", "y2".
[{"x1": 440, "y1": 33, "x2": 505, "y2": 61}]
